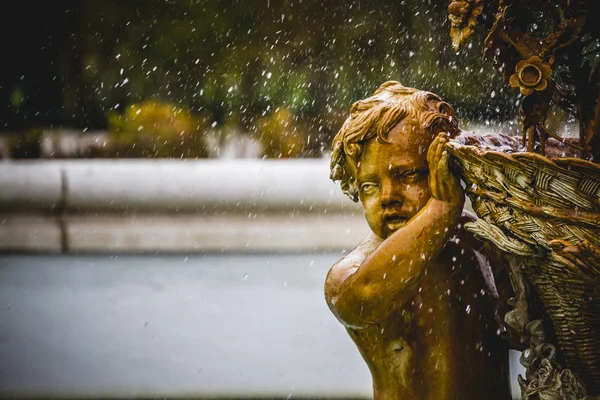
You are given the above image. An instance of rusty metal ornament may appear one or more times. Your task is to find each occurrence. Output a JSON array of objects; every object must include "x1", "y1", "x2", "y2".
[
  {"x1": 509, "y1": 56, "x2": 553, "y2": 97},
  {"x1": 448, "y1": 0, "x2": 484, "y2": 52},
  {"x1": 456, "y1": 0, "x2": 599, "y2": 160},
  {"x1": 445, "y1": 1, "x2": 600, "y2": 398},
  {"x1": 447, "y1": 135, "x2": 600, "y2": 399}
]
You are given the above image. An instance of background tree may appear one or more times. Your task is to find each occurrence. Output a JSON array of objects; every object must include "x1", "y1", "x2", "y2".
[{"x1": 0, "y1": 0, "x2": 519, "y2": 157}]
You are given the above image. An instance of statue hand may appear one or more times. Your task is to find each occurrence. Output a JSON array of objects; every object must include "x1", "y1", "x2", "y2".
[{"x1": 427, "y1": 132, "x2": 464, "y2": 208}]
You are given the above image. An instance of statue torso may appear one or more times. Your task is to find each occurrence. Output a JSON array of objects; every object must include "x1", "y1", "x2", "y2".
[{"x1": 346, "y1": 232, "x2": 511, "y2": 400}]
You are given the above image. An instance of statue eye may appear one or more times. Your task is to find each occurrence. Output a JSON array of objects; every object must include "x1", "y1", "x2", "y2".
[
  {"x1": 403, "y1": 170, "x2": 424, "y2": 183},
  {"x1": 360, "y1": 182, "x2": 378, "y2": 194}
]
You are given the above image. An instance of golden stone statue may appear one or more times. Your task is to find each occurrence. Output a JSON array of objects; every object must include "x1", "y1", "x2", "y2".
[
  {"x1": 446, "y1": 133, "x2": 599, "y2": 400},
  {"x1": 445, "y1": 1, "x2": 600, "y2": 398},
  {"x1": 326, "y1": 81, "x2": 512, "y2": 400},
  {"x1": 324, "y1": 1, "x2": 600, "y2": 398}
]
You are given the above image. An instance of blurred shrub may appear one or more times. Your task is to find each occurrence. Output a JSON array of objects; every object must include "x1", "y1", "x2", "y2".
[
  {"x1": 254, "y1": 108, "x2": 306, "y2": 158},
  {"x1": 107, "y1": 101, "x2": 208, "y2": 158},
  {"x1": 5, "y1": 129, "x2": 43, "y2": 159}
]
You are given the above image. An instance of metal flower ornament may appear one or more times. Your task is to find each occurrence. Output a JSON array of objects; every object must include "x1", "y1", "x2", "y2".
[
  {"x1": 443, "y1": 1, "x2": 600, "y2": 399},
  {"x1": 509, "y1": 56, "x2": 553, "y2": 97},
  {"x1": 448, "y1": 0, "x2": 598, "y2": 158}
]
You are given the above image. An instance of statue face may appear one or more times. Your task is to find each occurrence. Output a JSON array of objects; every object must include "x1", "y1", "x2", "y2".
[{"x1": 354, "y1": 120, "x2": 432, "y2": 239}]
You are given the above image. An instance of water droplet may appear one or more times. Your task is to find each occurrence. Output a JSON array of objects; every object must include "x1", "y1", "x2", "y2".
[{"x1": 242, "y1": 273, "x2": 249, "y2": 280}]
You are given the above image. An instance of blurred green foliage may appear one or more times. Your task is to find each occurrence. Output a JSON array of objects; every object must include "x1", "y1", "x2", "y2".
[
  {"x1": 254, "y1": 108, "x2": 305, "y2": 158},
  {"x1": 5, "y1": 129, "x2": 43, "y2": 159},
  {"x1": 6, "y1": 0, "x2": 520, "y2": 157},
  {"x1": 107, "y1": 101, "x2": 208, "y2": 157}
]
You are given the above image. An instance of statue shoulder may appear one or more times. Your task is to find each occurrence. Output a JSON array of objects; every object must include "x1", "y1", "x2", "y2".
[
  {"x1": 453, "y1": 209, "x2": 484, "y2": 251},
  {"x1": 324, "y1": 232, "x2": 382, "y2": 304},
  {"x1": 456, "y1": 209, "x2": 506, "y2": 260},
  {"x1": 451, "y1": 208, "x2": 510, "y2": 287},
  {"x1": 448, "y1": 209, "x2": 508, "y2": 272},
  {"x1": 460, "y1": 208, "x2": 477, "y2": 225}
]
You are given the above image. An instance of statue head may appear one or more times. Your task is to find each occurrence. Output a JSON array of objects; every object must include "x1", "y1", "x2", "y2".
[{"x1": 330, "y1": 81, "x2": 459, "y2": 238}]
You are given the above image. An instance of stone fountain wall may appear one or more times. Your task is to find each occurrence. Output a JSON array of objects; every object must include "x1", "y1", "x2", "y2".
[{"x1": 0, "y1": 159, "x2": 368, "y2": 253}]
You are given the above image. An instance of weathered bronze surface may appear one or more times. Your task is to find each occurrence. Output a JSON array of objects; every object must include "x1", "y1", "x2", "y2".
[
  {"x1": 448, "y1": 0, "x2": 600, "y2": 159},
  {"x1": 447, "y1": 134, "x2": 600, "y2": 399},
  {"x1": 326, "y1": 81, "x2": 511, "y2": 400},
  {"x1": 445, "y1": 1, "x2": 600, "y2": 399}
]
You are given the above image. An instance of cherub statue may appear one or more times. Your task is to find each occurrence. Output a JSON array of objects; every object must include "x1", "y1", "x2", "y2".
[{"x1": 325, "y1": 81, "x2": 512, "y2": 399}]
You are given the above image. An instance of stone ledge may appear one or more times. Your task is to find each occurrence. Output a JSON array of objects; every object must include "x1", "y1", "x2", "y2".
[
  {"x1": 0, "y1": 159, "x2": 362, "y2": 212},
  {"x1": 0, "y1": 214, "x2": 62, "y2": 253},
  {"x1": 0, "y1": 212, "x2": 369, "y2": 253}
]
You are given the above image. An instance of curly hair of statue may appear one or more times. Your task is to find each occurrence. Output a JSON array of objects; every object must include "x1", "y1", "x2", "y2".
[{"x1": 329, "y1": 81, "x2": 460, "y2": 202}]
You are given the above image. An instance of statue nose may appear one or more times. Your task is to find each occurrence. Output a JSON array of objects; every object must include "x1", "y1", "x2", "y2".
[{"x1": 381, "y1": 180, "x2": 403, "y2": 206}]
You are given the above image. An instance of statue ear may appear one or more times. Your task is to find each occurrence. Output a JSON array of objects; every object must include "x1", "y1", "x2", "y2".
[
  {"x1": 430, "y1": 117, "x2": 459, "y2": 138},
  {"x1": 426, "y1": 123, "x2": 446, "y2": 140},
  {"x1": 438, "y1": 103, "x2": 454, "y2": 116},
  {"x1": 438, "y1": 103, "x2": 460, "y2": 136}
]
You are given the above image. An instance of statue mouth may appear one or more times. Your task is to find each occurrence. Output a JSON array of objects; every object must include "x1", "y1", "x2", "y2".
[{"x1": 383, "y1": 215, "x2": 407, "y2": 232}]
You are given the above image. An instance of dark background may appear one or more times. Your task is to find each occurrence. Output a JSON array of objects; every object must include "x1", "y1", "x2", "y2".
[{"x1": 0, "y1": 0, "x2": 518, "y2": 149}]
